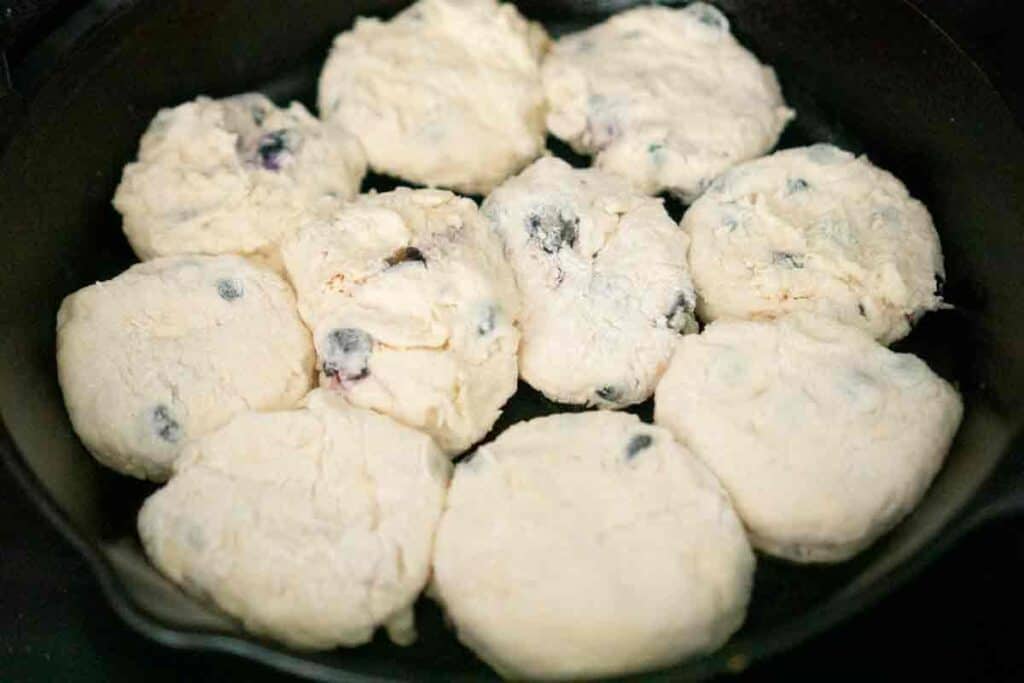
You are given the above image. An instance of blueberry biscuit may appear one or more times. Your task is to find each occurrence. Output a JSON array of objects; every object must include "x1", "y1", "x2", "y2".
[
  {"x1": 683, "y1": 144, "x2": 945, "y2": 343},
  {"x1": 432, "y1": 411, "x2": 754, "y2": 679},
  {"x1": 318, "y1": 0, "x2": 549, "y2": 195},
  {"x1": 483, "y1": 156, "x2": 697, "y2": 408},
  {"x1": 113, "y1": 93, "x2": 365, "y2": 266},
  {"x1": 655, "y1": 314, "x2": 963, "y2": 562},
  {"x1": 281, "y1": 188, "x2": 520, "y2": 455},
  {"x1": 543, "y1": 2, "x2": 793, "y2": 201},
  {"x1": 138, "y1": 389, "x2": 450, "y2": 649},
  {"x1": 56, "y1": 255, "x2": 314, "y2": 480}
]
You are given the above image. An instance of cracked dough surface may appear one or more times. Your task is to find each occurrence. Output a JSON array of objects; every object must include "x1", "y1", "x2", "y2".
[
  {"x1": 683, "y1": 144, "x2": 945, "y2": 343},
  {"x1": 138, "y1": 389, "x2": 450, "y2": 649},
  {"x1": 482, "y1": 156, "x2": 696, "y2": 407},
  {"x1": 654, "y1": 314, "x2": 963, "y2": 562},
  {"x1": 281, "y1": 187, "x2": 520, "y2": 455},
  {"x1": 543, "y1": 2, "x2": 792, "y2": 201},
  {"x1": 318, "y1": 0, "x2": 548, "y2": 195},
  {"x1": 113, "y1": 93, "x2": 366, "y2": 265},
  {"x1": 431, "y1": 411, "x2": 753, "y2": 680},
  {"x1": 56, "y1": 255, "x2": 313, "y2": 481}
]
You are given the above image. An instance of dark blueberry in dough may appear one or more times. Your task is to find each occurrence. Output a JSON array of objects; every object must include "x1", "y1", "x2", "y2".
[
  {"x1": 216, "y1": 278, "x2": 244, "y2": 301},
  {"x1": 721, "y1": 215, "x2": 738, "y2": 231},
  {"x1": 786, "y1": 178, "x2": 810, "y2": 193},
  {"x1": 525, "y1": 206, "x2": 579, "y2": 254},
  {"x1": 256, "y1": 130, "x2": 290, "y2": 171},
  {"x1": 385, "y1": 246, "x2": 427, "y2": 268},
  {"x1": 322, "y1": 328, "x2": 372, "y2": 382},
  {"x1": 858, "y1": 302, "x2": 868, "y2": 317},
  {"x1": 625, "y1": 434, "x2": 653, "y2": 459},
  {"x1": 595, "y1": 385, "x2": 622, "y2": 403},
  {"x1": 251, "y1": 106, "x2": 266, "y2": 126},
  {"x1": 934, "y1": 273, "x2": 945, "y2": 296},
  {"x1": 151, "y1": 405, "x2": 182, "y2": 443},
  {"x1": 695, "y1": 5, "x2": 728, "y2": 29},
  {"x1": 477, "y1": 306, "x2": 497, "y2": 336},
  {"x1": 666, "y1": 291, "x2": 697, "y2": 333},
  {"x1": 772, "y1": 251, "x2": 805, "y2": 269}
]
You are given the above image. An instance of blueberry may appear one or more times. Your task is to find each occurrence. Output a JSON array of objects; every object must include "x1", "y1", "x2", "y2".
[
  {"x1": 692, "y1": 3, "x2": 728, "y2": 30},
  {"x1": 648, "y1": 142, "x2": 666, "y2": 166},
  {"x1": 858, "y1": 302, "x2": 868, "y2": 317},
  {"x1": 322, "y1": 328, "x2": 372, "y2": 382},
  {"x1": 625, "y1": 434, "x2": 653, "y2": 459},
  {"x1": 721, "y1": 215, "x2": 739, "y2": 231},
  {"x1": 772, "y1": 251, "x2": 805, "y2": 269},
  {"x1": 786, "y1": 178, "x2": 810, "y2": 193},
  {"x1": 666, "y1": 291, "x2": 698, "y2": 333},
  {"x1": 151, "y1": 405, "x2": 182, "y2": 443},
  {"x1": 525, "y1": 206, "x2": 579, "y2": 254},
  {"x1": 251, "y1": 106, "x2": 266, "y2": 126},
  {"x1": 216, "y1": 278, "x2": 244, "y2": 301},
  {"x1": 934, "y1": 273, "x2": 945, "y2": 296},
  {"x1": 256, "y1": 130, "x2": 290, "y2": 171},
  {"x1": 595, "y1": 385, "x2": 622, "y2": 403},
  {"x1": 385, "y1": 246, "x2": 426, "y2": 268},
  {"x1": 477, "y1": 305, "x2": 497, "y2": 336}
]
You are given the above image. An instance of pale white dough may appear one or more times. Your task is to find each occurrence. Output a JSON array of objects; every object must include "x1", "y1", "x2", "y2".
[
  {"x1": 318, "y1": 0, "x2": 549, "y2": 195},
  {"x1": 138, "y1": 389, "x2": 450, "y2": 649},
  {"x1": 113, "y1": 93, "x2": 366, "y2": 264},
  {"x1": 56, "y1": 255, "x2": 314, "y2": 481},
  {"x1": 654, "y1": 314, "x2": 963, "y2": 563},
  {"x1": 281, "y1": 188, "x2": 521, "y2": 455},
  {"x1": 432, "y1": 411, "x2": 754, "y2": 679},
  {"x1": 482, "y1": 156, "x2": 696, "y2": 407},
  {"x1": 683, "y1": 144, "x2": 945, "y2": 343},
  {"x1": 543, "y1": 2, "x2": 793, "y2": 201}
]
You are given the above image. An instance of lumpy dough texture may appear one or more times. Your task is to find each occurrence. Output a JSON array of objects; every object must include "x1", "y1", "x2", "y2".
[
  {"x1": 138, "y1": 389, "x2": 450, "y2": 649},
  {"x1": 318, "y1": 0, "x2": 549, "y2": 195},
  {"x1": 113, "y1": 93, "x2": 366, "y2": 265},
  {"x1": 56, "y1": 255, "x2": 314, "y2": 481},
  {"x1": 432, "y1": 411, "x2": 754, "y2": 680},
  {"x1": 654, "y1": 314, "x2": 963, "y2": 563},
  {"x1": 683, "y1": 144, "x2": 945, "y2": 343},
  {"x1": 482, "y1": 156, "x2": 697, "y2": 408},
  {"x1": 543, "y1": 3, "x2": 793, "y2": 201},
  {"x1": 281, "y1": 188, "x2": 521, "y2": 455}
]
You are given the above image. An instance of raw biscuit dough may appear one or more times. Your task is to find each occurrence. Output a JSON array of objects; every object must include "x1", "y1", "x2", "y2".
[
  {"x1": 654, "y1": 314, "x2": 963, "y2": 562},
  {"x1": 138, "y1": 389, "x2": 450, "y2": 649},
  {"x1": 482, "y1": 156, "x2": 697, "y2": 408},
  {"x1": 543, "y1": 2, "x2": 793, "y2": 201},
  {"x1": 318, "y1": 0, "x2": 549, "y2": 195},
  {"x1": 56, "y1": 255, "x2": 314, "y2": 481},
  {"x1": 432, "y1": 411, "x2": 754, "y2": 680},
  {"x1": 683, "y1": 144, "x2": 945, "y2": 343},
  {"x1": 113, "y1": 93, "x2": 366, "y2": 265},
  {"x1": 281, "y1": 187, "x2": 520, "y2": 455}
]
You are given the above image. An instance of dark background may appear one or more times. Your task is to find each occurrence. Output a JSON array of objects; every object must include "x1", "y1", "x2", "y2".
[{"x1": 2, "y1": 0, "x2": 1023, "y2": 680}]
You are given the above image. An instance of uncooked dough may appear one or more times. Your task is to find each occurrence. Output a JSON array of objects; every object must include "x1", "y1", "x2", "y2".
[
  {"x1": 543, "y1": 2, "x2": 793, "y2": 201},
  {"x1": 432, "y1": 410, "x2": 754, "y2": 679},
  {"x1": 281, "y1": 187, "x2": 520, "y2": 455},
  {"x1": 482, "y1": 156, "x2": 696, "y2": 407},
  {"x1": 683, "y1": 144, "x2": 945, "y2": 343},
  {"x1": 113, "y1": 93, "x2": 366, "y2": 265},
  {"x1": 138, "y1": 389, "x2": 450, "y2": 649},
  {"x1": 56, "y1": 255, "x2": 313, "y2": 481},
  {"x1": 654, "y1": 314, "x2": 963, "y2": 562},
  {"x1": 318, "y1": 0, "x2": 549, "y2": 195}
]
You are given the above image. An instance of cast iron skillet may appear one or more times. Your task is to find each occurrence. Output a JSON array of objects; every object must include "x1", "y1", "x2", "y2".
[{"x1": 2, "y1": 0, "x2": 1024, "y2": 680}]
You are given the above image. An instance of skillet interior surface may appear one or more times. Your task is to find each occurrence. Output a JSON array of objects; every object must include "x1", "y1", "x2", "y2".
[{"x1": 2, "y1": 0, "x2": 1024, "y2": 680}]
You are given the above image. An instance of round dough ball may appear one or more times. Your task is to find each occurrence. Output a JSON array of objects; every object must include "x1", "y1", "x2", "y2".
[
  {"x1": 684, "y1": 144, "x2": 945, "y2": 344},
  {"x1": 318, "y1": 0, "x2": 549, "y2": 195},
  {"x1": 432, "y1": 411, "x2": 754, "y2": 679},
  {"x1": 482, "y1": 156, "x2": 697, "y2": 408},
  {"x1": 56, "y1": 255, "x2": 314, "y2": 481},
  {"x1": 543, "y1": 3, "x2": 793, "y2": 201},
  {"x1": 138, "y1": 389, "x2": 450, "y2": 649},
  {"x1": 281, "y1": 188, "x2": 520, "y2": 455},
  {"x1": 113, "y1": 93, "x2": 366, "y2": 265},
  {"x1": 654, "y1": 314, "x2": 963, "y2": 563}
]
